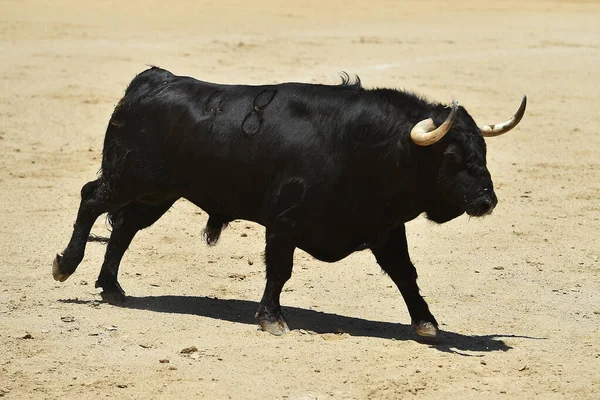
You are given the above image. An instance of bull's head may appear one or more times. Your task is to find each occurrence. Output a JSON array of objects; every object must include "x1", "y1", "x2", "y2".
[{"x1": 410, "y1": 96, "x2": 526, "y2": 222}]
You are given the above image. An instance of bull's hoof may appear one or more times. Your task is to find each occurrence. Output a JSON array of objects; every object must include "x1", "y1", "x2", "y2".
[
  {"x1": 258, "y1": 318, "x2": 290, "y2": 336},
  {"x1": 96, "y1": 280, "x2": 126, "y2": 304},
  {"x1": 256, "y1": 309, "x2": 290, "y2": 336},
  {"x1": 413, "y1": 321, "x2": 440, "y2": 340},
  {"x1": 52, "y1": 253, "x2": 72, "y2": 282},
  {"x1": 100, "y1": 290, "x2": 126, "y2": 304}
]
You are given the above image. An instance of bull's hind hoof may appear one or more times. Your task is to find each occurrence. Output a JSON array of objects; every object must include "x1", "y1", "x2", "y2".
[
  {"x1": 256, "y1": 310, "x2": 290, "y2": 336},
  {"x1": 96, "y1": 280, "x2": 126, "y2": 304},
  {"x1": 100, "y1": 290, "x2": 126, "y2": 304},
  {"x1": 413, "y1": 321, "x2": 440, "y2": 341},
  {"x1": 52, "y1": 254, "x2": 72, "y2": 282}
]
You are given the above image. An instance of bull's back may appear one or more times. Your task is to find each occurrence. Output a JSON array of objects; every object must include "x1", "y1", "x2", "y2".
[{"x1": 107, "y1": 68, "x2": 335, "y2": 224}]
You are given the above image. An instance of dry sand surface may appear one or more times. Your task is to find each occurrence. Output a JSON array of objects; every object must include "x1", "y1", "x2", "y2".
[{"x1": 1, "y1": 0, "x2": 599, "y2": 398}]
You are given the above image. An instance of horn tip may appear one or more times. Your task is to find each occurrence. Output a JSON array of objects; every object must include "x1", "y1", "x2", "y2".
[{"x1": 519, "y1": 95, "x2": 527, "y2": 114}]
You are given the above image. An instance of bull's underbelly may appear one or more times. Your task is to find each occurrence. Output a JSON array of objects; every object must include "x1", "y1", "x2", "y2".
[
  {"x1": 176, "y1": 168, "x2": 420, "y2": 262},
  {"x1": 183, "y1": 189, "x2": 384, "y2": 262},
  {"x1": 296, "y1": 241, "x2": 371, "y2": 263}
]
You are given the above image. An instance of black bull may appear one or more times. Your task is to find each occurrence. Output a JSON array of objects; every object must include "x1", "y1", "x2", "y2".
[{"x1": 53, "y1": 67, "x2": 526, "y2": 339}]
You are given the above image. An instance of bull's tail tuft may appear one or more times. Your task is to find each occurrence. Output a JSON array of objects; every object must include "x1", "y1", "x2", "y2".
[
  {"x1": 87, "y1": 233, "x2": 110, "y2": 244},
  {"x1": 86, "y1": 212, "x2": 116, "y2": 244},
  {"x1": 203, "y1": 215, "x2": 231, "y2": 246}
]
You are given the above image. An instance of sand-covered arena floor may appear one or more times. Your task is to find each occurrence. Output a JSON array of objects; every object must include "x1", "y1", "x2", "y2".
[{"x1": 1, "y1": 1, "x2": 599, "y2": 398}]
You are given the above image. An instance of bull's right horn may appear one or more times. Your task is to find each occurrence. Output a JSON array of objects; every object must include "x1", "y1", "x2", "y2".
[
  {"x1": 479, "y1": 96, "x2": 527, "y2": 137},
  {"x1": 410, "y1": 100, "x2": 459, "y2": 146}
]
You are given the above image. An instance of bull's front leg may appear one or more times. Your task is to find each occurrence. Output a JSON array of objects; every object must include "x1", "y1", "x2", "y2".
[
  {"x1": 255, "y1": 232, "x2": 296, "y2": 335},
  {"x1": 371, "y1": 225, "x2": 439, "y2": 339}
]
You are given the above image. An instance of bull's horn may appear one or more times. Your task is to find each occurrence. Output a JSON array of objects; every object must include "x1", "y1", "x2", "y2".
[
  {"x1": 479, "y1": 96, "x2": 527, "y2": 137},
  {"x1": 410, "y1": 100, "x2": 459, "y2": 146}
]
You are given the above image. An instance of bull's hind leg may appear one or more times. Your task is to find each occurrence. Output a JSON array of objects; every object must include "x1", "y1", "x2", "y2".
[
  {"x1": 95, "y1": 199, "x2": 176, "y2": 303},
  {"x1": 53, "y1": 179, "x2": 117, "y2": 282},
  {"x1": 255, "y1": 232, "x2": 296, "y2": 335},
  {"x1": 371, "y1": 225, "x2": 439, "y2": 339}
]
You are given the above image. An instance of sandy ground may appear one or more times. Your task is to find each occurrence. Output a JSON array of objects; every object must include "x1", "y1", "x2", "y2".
[{"x1": 1, "y1": 0, "x2": 599, "y2": 398}]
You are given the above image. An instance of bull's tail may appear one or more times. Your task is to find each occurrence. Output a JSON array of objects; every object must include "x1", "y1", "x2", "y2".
[
  {"x1": 87, "y1": 233, "x2": 110, "y2": 244},
  {"x1": 86, "y1": 213, "x2": 115, "y2": 244}
]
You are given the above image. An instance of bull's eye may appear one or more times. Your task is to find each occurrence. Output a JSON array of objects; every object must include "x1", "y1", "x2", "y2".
[{"x1": 443, "y1": 145, "x2": 463, "y2": 168}]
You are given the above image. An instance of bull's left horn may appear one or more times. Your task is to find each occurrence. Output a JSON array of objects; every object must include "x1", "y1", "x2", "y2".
[
  {"x1": 479, "y1": 96, "x2": 527, "y2": 137},
  {"x1": 410, "y1": 100, "x2": 459, "y2": 146}
]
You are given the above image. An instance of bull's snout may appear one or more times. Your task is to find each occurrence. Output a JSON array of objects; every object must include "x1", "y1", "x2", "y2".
[{"x1": 466, "y1": 190, "x2": 498, "y2": 217}]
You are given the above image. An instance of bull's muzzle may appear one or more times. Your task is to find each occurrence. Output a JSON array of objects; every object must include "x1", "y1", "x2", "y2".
[{"x1": 465, "y1": 190, "x2": 498, "y2": 217}]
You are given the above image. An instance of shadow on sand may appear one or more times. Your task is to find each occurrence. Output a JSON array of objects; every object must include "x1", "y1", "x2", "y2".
[{"x1": 60, "y1": 295, "x2": 545, "y2": 355}]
